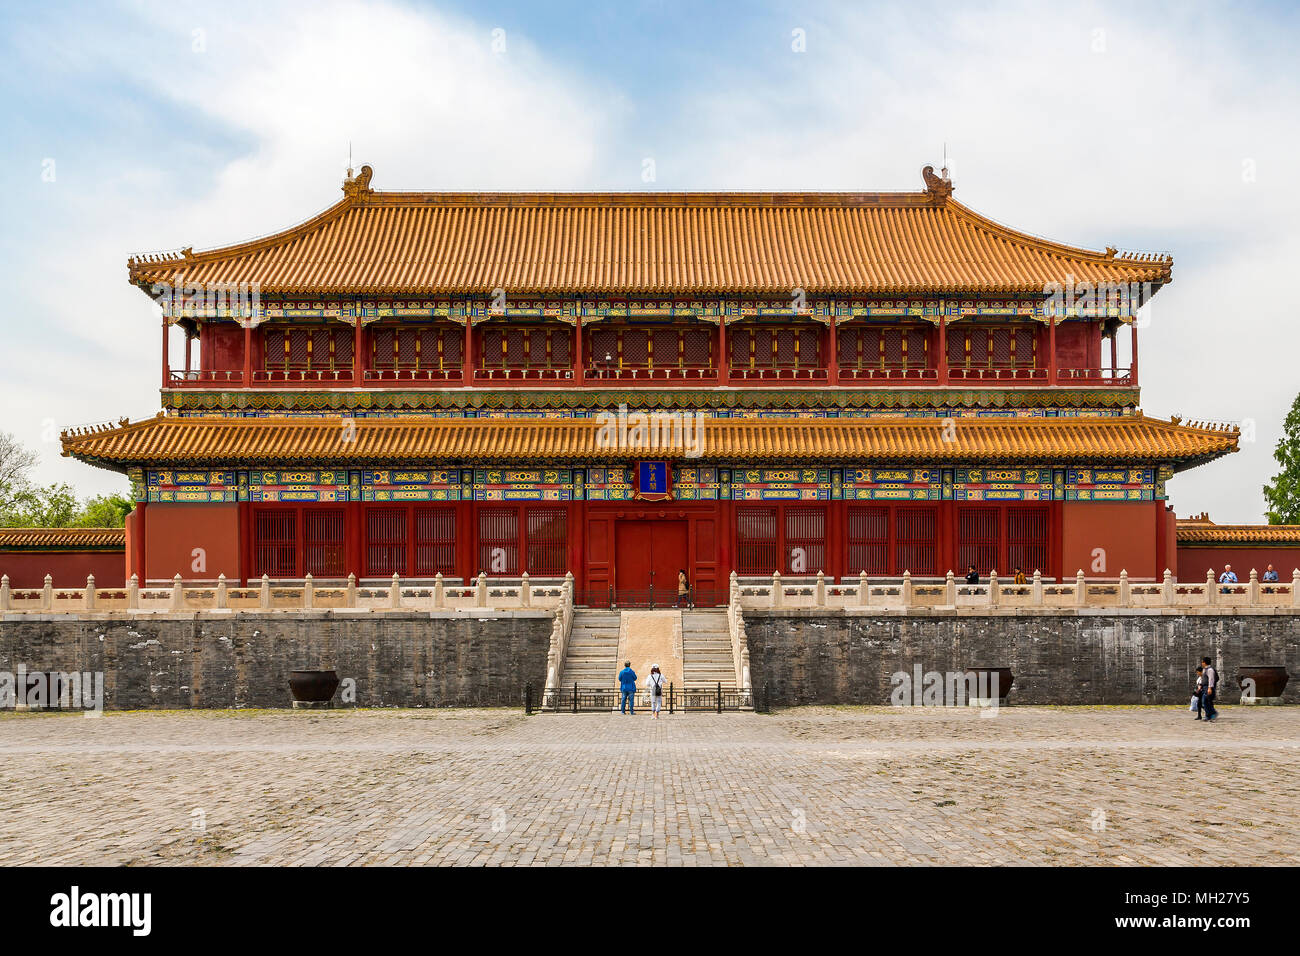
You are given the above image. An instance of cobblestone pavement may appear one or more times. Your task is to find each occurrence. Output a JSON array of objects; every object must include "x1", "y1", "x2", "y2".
[{"x1": 1, "y1": 706, "x2": 1296, "y2": 866}]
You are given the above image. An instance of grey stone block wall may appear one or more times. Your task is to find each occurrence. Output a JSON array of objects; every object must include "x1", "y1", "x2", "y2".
[
  {"x1": 742, "y1": 610, "x2": 1300, "y2": 706},
  {"x1": 0, "y1": 612, "x2": 552, "y2": 709}
]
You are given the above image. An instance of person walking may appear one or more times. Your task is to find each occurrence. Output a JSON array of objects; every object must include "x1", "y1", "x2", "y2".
[
  {"x1": 618, "y1": 661, "x2": 638, "y2": 715},
  {"x1": 677, "y1": 569, "x2": 690, "y2": 608},
  {"x1": 1191, "y1": 665, "x2": 1204, "y2": 720},
  {"x1": 645, "y1": 664, "x2": 666, "y2": 719},
  {"x1": 1200, "y1": 656, "x2": 1219, "y2": 721}
]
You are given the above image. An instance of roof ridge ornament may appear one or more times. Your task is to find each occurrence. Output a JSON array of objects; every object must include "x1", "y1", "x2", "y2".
[
  {"x1": 343, "y1": 164, "x2": 374, "y2": 199},
  {"x1": 921, "y1": 164, "x2": 953, "y2": 201}
]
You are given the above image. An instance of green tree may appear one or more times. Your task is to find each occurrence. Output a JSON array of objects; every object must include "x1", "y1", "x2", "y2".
[
  {"x1": 74, "y1": 492, "x2": 135, "y2": 527},
  {"x1": 0, "y1": 430, "x2": 132, "y2": 528},
  {"x1": 1263, "y1": 392, "x2": 1300, "y2": 524}
]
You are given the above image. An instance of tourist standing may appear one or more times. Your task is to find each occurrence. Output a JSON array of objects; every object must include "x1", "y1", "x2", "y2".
[
  {"x1": 1013, "y1": 566, "x2": 1027, "y2": 585},
  {"x1": 965, "y1": 565, "x2": 980, "y2": 585},
  {"x1": 1262, "y1": 564, "x2": 1279, "y2": 583},
  {"x1": 645, "y1": 664, "x2": 666, "y2": 719},
  {"x1": 677, "y1": 569, "x2": 690, "y2": 608},
  {"x1": 618, "y1": 661, "x2": 638, "y2": 715},
  {"x1": 1200, "y1": 656, "x2": 1218, "y2": 721},
  {"x1": 1218, "y1": 565, "x2": 1237, "y2": 586},
  {"x1": 1191, "y1": 665, "x2": 1204, "y2": 720}
]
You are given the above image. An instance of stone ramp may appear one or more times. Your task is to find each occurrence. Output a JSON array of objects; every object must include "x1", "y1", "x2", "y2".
[
  {"x1": 615, "y1": 610, "x2": 683, "y2": 689},
  {"x1": 681, "y1": 609, "x2": 737, "y2": 690},
  {"x1": 558, "y1": 610, "x2": 621, "y2": 688}
]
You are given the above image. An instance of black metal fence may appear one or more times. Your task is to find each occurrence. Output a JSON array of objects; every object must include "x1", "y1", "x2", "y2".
[
  {"x1": 528, "y1": 681, "x2": 754, "y2": 713},
  {"x1": 573, "y1": 586, "x2": 729, "y2": 609}
]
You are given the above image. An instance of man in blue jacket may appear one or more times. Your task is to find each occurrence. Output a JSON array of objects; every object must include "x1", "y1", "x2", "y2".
[{"x1": 618, "y1": 661, "x2": 637, "y2": 715}]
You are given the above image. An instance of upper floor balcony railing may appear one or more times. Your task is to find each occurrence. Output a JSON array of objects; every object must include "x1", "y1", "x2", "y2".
[
  {"x1": 1056, "y1": 367, "x2": 1134, "y2": 386},
  {"x1": 728, "y1": 364, "x2": 829, "y2": 382},
  {"x1": 585, "y1": 364, "x2": 716, "y2": 382},
  {"x1": 838, "y1": 365, "x2": 938, "y2": 383},
  {"x1": 365, "y1": 367, "x2": 462, "y2": 383},
  {"x1": 252, "y1": 368, "x2": 356, "y2": 385},
  {"x1": 947, "y1": 366, "x2": 1048, "y2": 382}
]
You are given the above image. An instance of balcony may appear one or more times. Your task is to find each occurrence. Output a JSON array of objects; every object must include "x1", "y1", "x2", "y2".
[
  {"x1": 585, "y1": 365, "x2": 716, "y2": 383},
  {"x1": 838, "y1": 366, "x2": 938, "y2": 383},
  {"x1": 948, "y1": 367, "x2": 1048, "y2": 383},
  {"x1": 1055, "y1": 367, "x2": 1134, "y2": 386},
  {"x1": 471, "y1": 367, "x2": 576, "y2": 385},
  {"x1": 365, "y1": 368, "x2": 462, "y2": 383},
  {"x1": 168, "y1": 369, "x2": 246, "y2": 387},
  {"x1": 251, "y1": 368, "x2": 356, "y2": 385},
  {"x1": 727, "y1": 365, "x2": 829, "y2": 383}
]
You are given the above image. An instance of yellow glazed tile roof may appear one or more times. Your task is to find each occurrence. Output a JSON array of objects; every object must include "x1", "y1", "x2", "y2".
[
  {"x1": 126, "y1": 166, "x2": 1172, "y2": 297},
  {"x1": 62, "y1": 414, "x2": 1236, "y2": 472},
  {"x1": 0, "y1": 527, "x2": 126, "y2": 550},
  {"x1": 1176, "y1": 516, "x2": 1300, "y2": 545}
]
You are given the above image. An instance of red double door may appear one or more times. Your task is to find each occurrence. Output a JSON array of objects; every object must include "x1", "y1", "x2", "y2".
[{"x1": 614, "y1": 520, "x2": 688, "y2": 602}]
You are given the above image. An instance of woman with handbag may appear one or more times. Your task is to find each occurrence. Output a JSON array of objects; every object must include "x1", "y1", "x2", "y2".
[{"x1": 645, "y1": 664, "x2": 666, "y2": 719}]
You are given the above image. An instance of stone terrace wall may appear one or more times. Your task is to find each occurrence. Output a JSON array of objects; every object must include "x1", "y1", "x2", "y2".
[
  {"x1": 0, "y1": 612, "x2": 552, "y2": 709},
  {"x1": 743, "y1": 610, "x2": 1300, "y2": 706}
]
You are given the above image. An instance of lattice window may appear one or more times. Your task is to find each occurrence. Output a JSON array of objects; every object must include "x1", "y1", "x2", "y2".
[
  {"x1": 372, "y1": 327, "x2": 396, "y2": 367},
  {"x1": 414, "y1": 508, "x2": 456, "y2": 576},
  {"x1": 1007, "y1": 507, "x2": 1048, "y2": 576},
  {"x1": 958, "y1": 507, "x2": 1000, "y2": 576},
  {"x1": 684, "y1": 328, "x2": 711, "y2": 366},
  {"x1": 590, "y1": 327, "x2": 617, "y2": 364},
  {"x1": 785, "y1": 507, "x2": 826, "y2": 574},
  {"x1": 443, "y1": 329, "x2": 463, "y2": 365},
  {"x1": 264, "y1": 326, "x2": 352, "y2": 372},
  {"x1": 254, "y1": 510, "x2": 297, "y2": 578},
  {"x1": 896, "y1": 506, "x2": 937, "y2": 575},
  {"x1": 504, "y1": 329, "x2": 526, "y2": 365},
  {"x1": 730, "y1": 329, "x2": 750, "y2": 367},
  {"x1": 622, "y1": 329, "x2": 648, "y2": 366},
  {"x1": 947, "y1": 330, "x2": 965, "y2": 367},
  {"x1": 652, "y1": 329, "x2": 679, "y2": 366},
  {"x1": 304, "y1": 509, "x2": 346, "y2": 577},
  {"x1": 397, "y1": 329, "x2": 418, "y2": 367},
  {"x1": 366, "y1": 507, "x2": 408, "y2": 576},
  {"x1": 527, "y1": 329, "x2": 548, "y2": 366},
  {"x1": 551, "y1": 329, "x2": 570, "y2": 365},
  {"x1": 526, "y1": 509, "x2": 567, "y2": 576},
  {"x1": 737, "y1": 508, "x2": 778, "y2": 575},
  {"x1": 479, "y1": 507, "x2": 519, "y2": 575},
  {"x1": 848, "y1": 506, "x2": 889, "y2": 575},
  {"x1": 796, "y1": 327, "x2": 820, "y2": 366}
]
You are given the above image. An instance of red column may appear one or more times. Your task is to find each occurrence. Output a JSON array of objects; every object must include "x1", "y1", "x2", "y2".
[
  {"x1": 161, "y1": 317, "x2": 169, "y2": 388},
  {"x1": 827, "y1": 318, "x2": 839, "y2": 386},
  {"x1": 353, "y1": 319, "x2": 363, "y2": 387},
  {"x1": 463, "y1": 320, "x2": 474, "y2": 387},
  {"x1": 717, "y1": 320, "x2": 729, "y2": 385},
  {"x1": 937, "y1": 314, "x2": 949, "y2": 385},
  {"x1": 1130, "y1": 320, "x2": 1139, "y2": 386},
  {"x1": 242, "y1": 322, "x2": 253, "y2": 386},
  {"x1": 573, "y1": 317, "x2": 584, "y2": 386},
  {"x1": 1048, "y1": 318, "x2": 1058, "y2": 386},
  {"x1": 184, "y1": 328, "x2": 192, "y2": 375},
  {"x1": 1109, "y1": 330, "x2": 1118, "y2": 378}
]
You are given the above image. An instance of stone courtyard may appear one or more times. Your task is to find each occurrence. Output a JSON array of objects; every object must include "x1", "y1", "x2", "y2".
[{"x1": 0, "y1": 706, "x2": 1296, "y2": 866}]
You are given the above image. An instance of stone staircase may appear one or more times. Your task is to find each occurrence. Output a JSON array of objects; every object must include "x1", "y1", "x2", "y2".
[
  {"x1": 681, "y1": 609, "x2": 737, "y2": 689},
  {"x1": 559, "y1": 610, "x2": 622, "y2": 688}
]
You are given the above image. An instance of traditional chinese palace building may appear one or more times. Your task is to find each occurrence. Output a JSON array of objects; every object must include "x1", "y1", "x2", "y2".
[{"x1": 61, "y1": 164, "x2": 1242, "y2": 596}]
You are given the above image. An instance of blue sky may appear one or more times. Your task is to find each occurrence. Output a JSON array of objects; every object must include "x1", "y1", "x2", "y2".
[{"x1": 3, "y1": 0, "x2": 1299, "y2": 522}]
